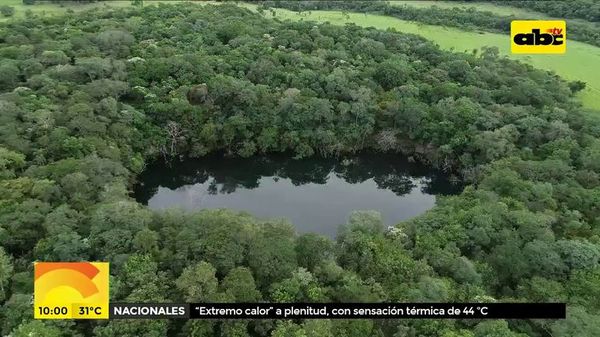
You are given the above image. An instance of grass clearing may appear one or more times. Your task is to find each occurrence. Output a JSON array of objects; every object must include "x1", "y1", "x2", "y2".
[
  {"x1": 0, "y1": 0, "x2": 196, "y2": 21},
  {"x1": 0, "y1": 0, "x2": 121, "y2": 21},
  {"x1": 388, "y1": 1, "x2": 551, "y2": 18}
]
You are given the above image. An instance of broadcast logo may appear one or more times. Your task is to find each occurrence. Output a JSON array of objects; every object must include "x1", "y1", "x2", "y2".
[
  {"x1": 511, "y1": 20, "x2": 566, "y2": 54},
  {"x1": 34, "y1": 262, "x2": 109, "y2": 319}
]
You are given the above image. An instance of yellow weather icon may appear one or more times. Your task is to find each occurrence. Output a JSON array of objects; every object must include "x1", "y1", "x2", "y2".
[{"x1": 34, "y1": 262, "x2": 109, "y2": 319}]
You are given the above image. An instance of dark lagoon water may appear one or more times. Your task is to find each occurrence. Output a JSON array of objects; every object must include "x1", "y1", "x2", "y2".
[{"x1": 134, "y1": 154, "x2": 462, "y2": 237}]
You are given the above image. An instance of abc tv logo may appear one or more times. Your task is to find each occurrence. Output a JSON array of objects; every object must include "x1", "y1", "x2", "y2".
[
  {"x1": 514, "y1": 28, "x2": 564, "y2": 46},
  {"x1": 511, "y1": 21, "x2": 566, "y2": 54}
]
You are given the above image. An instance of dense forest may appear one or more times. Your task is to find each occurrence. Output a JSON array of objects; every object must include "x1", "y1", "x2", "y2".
[
  {"x1": 261, "y1": 0, "x2": 600, "y2": 48},
  {"x1": 1, "y1": 2, "x2": 600, "y2": 337}
]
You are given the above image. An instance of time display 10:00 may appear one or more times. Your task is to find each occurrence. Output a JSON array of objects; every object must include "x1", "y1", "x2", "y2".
[{"x1": 37, "y1": 306, "x2": 68, "y2": 316}]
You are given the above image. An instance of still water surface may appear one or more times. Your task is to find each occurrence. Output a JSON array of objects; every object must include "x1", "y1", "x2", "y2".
[{"x1": 134, "y1": 154, "x2": 461, "y2": 237}]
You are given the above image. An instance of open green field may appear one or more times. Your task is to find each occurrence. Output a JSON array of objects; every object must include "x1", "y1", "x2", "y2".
[
  {"x1": 388, "y1": 1, "x2": 596, "y2": 28},
  {"x1": 0, "y1": 0, "x2": 196, "y2": 20},
  {"x1": 1, "y1": 0, "x2": 598, "y2": 109},
  {"x1": 0, "y1": 0, "x2": 124, "y2": 20},
  {"x1": 388, "y1": 1, "x2": 552, "y2": 18}
]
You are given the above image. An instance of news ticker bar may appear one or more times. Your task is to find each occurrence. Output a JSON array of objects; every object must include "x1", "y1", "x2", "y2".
[{"x1": 109, "y1": 303, "x2": 566, "y2": 320}]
